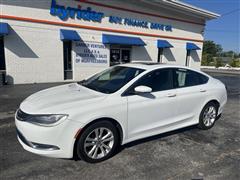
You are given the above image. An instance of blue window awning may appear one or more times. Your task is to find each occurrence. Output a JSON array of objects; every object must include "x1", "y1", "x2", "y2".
[
  {"x1": 157, "y1": 40, "x2": 173, "y2": 48},
  {"x1": 60, "y1": 29, "x2": 81, "y2": 41},
  {"x1": 186, "y1": 42, "x2": 201, "y2": 50},
  {"x1": 0, "y1": 23, "x2": 9, "y2": 36},
  {"x1": 102, "y1": 34, "x2": 146, "y2": 46}
]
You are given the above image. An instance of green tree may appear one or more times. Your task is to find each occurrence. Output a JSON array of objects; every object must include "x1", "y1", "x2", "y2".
[
  {"x1": 203, "y1": 41, "x2": 222, "y2": 56},
  {"x1": 222, "y1": 51, "x2": 233, "y2": 57},
  {"x1": 201, "y1": 53, "x2": 213, "y2": 66},
  {"x1": 221, "y1": 51, "x2": 240, "y2": 58},
  {"x1": 215, "y1": 57, "x2": 223, "y2": 68},
  {"x1": 201, "y1": 54, "x2": 209, "y2": 66},
  {"x1": 229, "y1": 58, "x2": 240, "y2": 67},
  {"x1": 202, "y1": 41, "x2": 223, "y2": 66}
]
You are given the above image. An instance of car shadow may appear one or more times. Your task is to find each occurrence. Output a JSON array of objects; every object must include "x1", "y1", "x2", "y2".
[
  {"x1": 73, "y1": 115, "x2": 222, "y2": 162},
  {"x1": 118, "y1": 114, "x2": 222, "y2": 152},
  {"x1": 72, "y1": 125, "x2": 198, "y2": 162},
  {"x1": 118, "y1": 125, "x2": 197, "y2": 152}
]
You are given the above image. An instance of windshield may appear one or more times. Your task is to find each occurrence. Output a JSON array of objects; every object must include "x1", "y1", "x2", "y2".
[{"x1": 78, "y1": 66, "x2": 145, "y2": 94}]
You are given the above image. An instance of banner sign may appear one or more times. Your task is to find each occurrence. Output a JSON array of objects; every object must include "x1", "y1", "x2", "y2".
[
  {"x1": 109, "y1": 16, "x2": 172, "y2": 31},
  {"x1": 74, "y1": 42, "x2": 108, "y2": 65},
  {"x1": 50, "y1": 0, "x2": 173, "y2": 32},
  {"x1": 50, "y1": 0, "x2": 104, "y2": 22}
]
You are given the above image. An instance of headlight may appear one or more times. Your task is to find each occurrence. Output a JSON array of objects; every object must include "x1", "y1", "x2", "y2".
[{"x1": 26, "y1": 114, "x2": 68, "y2": 127}]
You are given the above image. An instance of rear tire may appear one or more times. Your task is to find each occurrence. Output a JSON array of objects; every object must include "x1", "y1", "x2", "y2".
[
  {"x1": 198, "y1": 102, "x2": 218, "y2": 130},
  {"x1": 76, "y1": 121, "x2": 119, "y2": 163}
]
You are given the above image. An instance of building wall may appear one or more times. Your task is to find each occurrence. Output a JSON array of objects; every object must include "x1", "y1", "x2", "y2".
[
  {"x1": 1, "y1": 0, "x2": 204, "y2": 84},
  {"x1": 4, "y1": 22, "x2": 64, "y2": 84}
]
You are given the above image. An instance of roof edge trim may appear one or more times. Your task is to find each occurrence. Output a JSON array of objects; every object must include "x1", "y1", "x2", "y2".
[{"x1": 162, "y1": 0, "x2": 220, "y2": 19}]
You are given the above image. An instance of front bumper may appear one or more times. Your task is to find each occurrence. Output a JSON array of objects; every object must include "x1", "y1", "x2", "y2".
[
  {"x1": 15, "y1": 116, "x2": 84, "y2": 158},
  {"x1": 17, "y1": 129, "x2": 60, "y2": 150}
]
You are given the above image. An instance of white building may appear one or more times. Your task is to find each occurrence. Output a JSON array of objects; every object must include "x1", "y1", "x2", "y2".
[{"x1": 0, "y1": 0, "x2": 219, "y2": 84}]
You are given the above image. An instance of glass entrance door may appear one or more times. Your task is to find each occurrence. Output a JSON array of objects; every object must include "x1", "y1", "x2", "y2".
[
  {"x1": 121, "y1": 49, "x2": 131, "y2": 63},
  {"x1": 110, "y1": 49, "x2": 121, "y2": 66},
  {"x1": 110, "y1": 48, "x2": 131, "y2": 66}
]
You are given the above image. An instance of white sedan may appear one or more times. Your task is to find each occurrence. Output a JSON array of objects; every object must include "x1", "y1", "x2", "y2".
[{"x1": 15, "y1": 63, "x2": 227, "y2": 163}]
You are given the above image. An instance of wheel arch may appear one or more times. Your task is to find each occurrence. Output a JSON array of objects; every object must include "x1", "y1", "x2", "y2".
[
  {"x1": 198, "y1": 99, "x2": 221, "y2": 130},
  {"x1": 73, "y1": 117, "x2": 124, "y2": 159},
  {"x1": 205, "y1": 99, "x2": 220, "y2": 109},
  {"x1": 197, "y1": 99, "x2": 221, "y2": 121},
  {"x1": 199, "y1": 99, "x2": 220, "y2": 120}
]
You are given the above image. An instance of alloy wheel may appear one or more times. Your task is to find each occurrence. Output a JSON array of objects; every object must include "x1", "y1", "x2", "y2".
[
  {"x1": 84, "y1": 127, "x2": 114, "y2": 159},
  {"x1": 203, "y1": 106, "x2": 217, "y2": 127}
]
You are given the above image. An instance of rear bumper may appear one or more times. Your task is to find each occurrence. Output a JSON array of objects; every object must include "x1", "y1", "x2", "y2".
[
  {"x1": 218, "y1": 94, "x2": 227, "y2": 116},
  {"x1": 15, "y1": 117, "x2": 84, "y2": 158}
]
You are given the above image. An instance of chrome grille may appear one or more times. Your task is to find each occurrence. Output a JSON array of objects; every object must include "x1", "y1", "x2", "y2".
[{"x1": 16, "y1": 109, "x2": 30, "y2": 121}]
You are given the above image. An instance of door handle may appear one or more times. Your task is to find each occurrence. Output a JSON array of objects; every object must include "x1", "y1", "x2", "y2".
[
  {"x1": 200, "y1": 89, "x2": 207, "y2": 92},
  {"x1": 166, "y1": 93, "x2": 176, "y2": 97}
]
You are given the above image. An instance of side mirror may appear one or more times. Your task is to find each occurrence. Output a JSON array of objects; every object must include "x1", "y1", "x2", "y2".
[{"x1": 134, "y1": 86, "x2": 152, "y2": 93}]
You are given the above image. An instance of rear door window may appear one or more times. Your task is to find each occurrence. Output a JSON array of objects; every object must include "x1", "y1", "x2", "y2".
[{"x1": 173, "y1": 68, "x2": 209, "y2": 88}]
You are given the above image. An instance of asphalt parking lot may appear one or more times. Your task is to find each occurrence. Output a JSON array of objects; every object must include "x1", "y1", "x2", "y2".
[{"x1": 0, "y1": 72, "x2": 239, "y2": 180}]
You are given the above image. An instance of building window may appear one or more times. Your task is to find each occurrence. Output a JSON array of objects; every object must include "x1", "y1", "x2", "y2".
[
  {"x1": 185, "y1": 50, "x2": 191, "y2": 66},
  {"x1": 0, "y1": 37, "x2": 6, "y2": 71},
  {"x1": 63, "y1": 41, "x2": 72, "y2": 80},
  {"x1": 110, "y1": 49, "x2": 120, "y2": 66},
  {"x1": 110, "y1": 45, "x2": 131, "y2": 66},
  {"x1": 157, "y1": 48, "x2": 164, "y2": 63}
]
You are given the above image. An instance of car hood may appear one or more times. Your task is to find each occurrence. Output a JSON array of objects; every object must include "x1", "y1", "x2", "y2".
[{"x1": 20, "y1": 83, "x2": 107, "y2": 114}]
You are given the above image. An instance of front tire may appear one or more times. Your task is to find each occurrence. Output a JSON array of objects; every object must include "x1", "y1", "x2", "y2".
[
  {"x1": 198, "y1": 102, "x2": 218, "y2": 130},
  {"x1": 76, "y1": 121, "x2": 119, "y2": 163}
]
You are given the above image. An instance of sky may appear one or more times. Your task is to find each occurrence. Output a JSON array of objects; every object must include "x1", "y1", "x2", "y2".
[{"x1": 183, "y1": 0, "x2": 240, "y2": 53}]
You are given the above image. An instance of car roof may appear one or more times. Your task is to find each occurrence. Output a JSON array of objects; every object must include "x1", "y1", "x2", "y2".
[
  {"x1": 118, "y1": 62, "x2": 210, "y2": 77},
  {"x1": 119, "y1": 62, "x2": 188, "y2": 70}
]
